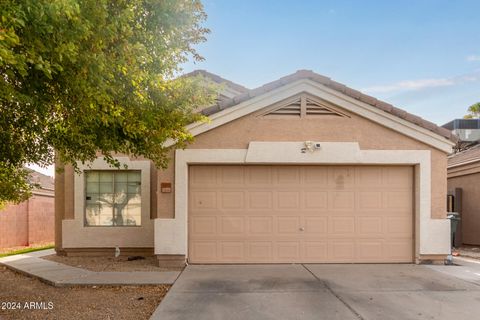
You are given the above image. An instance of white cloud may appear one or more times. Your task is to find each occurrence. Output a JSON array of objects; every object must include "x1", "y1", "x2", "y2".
[
  {"x1": 363, "y1": 78, "x2": 454, "y2": 94},
  {"x1": 362, "y1": 71, "x2": 480, "y2": 94},
  {"x1": 467, "y1": 55, "x2": 480, "y2": 62}
]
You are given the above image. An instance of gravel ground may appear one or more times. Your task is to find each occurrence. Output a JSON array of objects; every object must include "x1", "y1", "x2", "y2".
[
  {"x1": 0, "y1": 266, "x2": 170, "y2": 320},
  {"x1": 454, "y1": 246, "x2": 480, "y2": 260},
  {"x1": 42, "y1": 254, "x2": 183, "y2": 272}
]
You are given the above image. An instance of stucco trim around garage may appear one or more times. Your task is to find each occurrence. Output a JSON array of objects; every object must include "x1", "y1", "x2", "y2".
[
  {"x1": 154, "y1": 142, "x2": 450, "y2": 260},
  {"x1": 166, "y1": 79, "x2": 454, "y2": 153},
  {"x1": 62, "y1": 157, "x2": 153, "y2": 248}
]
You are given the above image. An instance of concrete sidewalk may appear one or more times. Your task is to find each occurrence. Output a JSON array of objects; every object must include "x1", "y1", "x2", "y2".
[{"x1": 0, "y1": 249, "x2": 180, "y2": 287}]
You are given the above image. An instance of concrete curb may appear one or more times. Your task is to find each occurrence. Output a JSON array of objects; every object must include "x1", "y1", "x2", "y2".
[{"x1": 0, "y1": 249, "x2": 180, "y2": 287}]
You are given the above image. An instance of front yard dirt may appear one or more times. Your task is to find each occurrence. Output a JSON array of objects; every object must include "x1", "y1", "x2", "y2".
[
  {"x1": 0, "y1": 266, "x2": 169, "y2": 320},
  {"x1": 41, "y1": 254, "x2": 183, "y2": 272}
]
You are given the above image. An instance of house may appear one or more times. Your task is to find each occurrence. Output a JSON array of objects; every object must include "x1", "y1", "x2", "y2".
[
  {"x1": 442, "y1": 118, "x2": 480, "y2": 246},
  {"x1": 447, "y1": 144, "x2": 480, "y2": 246},
  {"x1": 0, "y1": 169, "x2": 55, "y2": 249},
  {"x1": 443, "y1": 118, "x2": 480, "y2": 152},
  {"x1": 55, "y1": 70, "x2": 456, "y2": 266}
]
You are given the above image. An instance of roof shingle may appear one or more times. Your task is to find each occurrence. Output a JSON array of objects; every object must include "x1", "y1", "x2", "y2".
[
  {"x1": 448, "y1": 144, "x2": 480, "y2": 167},
  {"x1": 184, "y1": 70, "x2": 249, "y2": 94}
]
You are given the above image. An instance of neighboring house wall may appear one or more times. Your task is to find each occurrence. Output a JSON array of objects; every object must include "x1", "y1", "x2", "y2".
[
  {"x1": 0, "y1": 193, "x2": 55, "y2": 249},
  {"x1": 448, "y1": 161, "x2": 480, "y2": 245}
]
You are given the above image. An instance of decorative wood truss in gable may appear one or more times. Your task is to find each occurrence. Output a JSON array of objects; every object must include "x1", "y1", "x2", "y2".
[{"x1": 258, "y1": 93, "x2": 350, "y2": 118}]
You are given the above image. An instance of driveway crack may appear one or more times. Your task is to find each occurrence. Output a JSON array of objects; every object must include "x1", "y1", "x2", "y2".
[{"x1": 302, "y1": 264, "x2": 365, "y2": 320}]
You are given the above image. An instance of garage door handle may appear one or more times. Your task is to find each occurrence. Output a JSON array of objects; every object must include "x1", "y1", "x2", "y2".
[{"x1": 299, "y1": 227, "x2": 305, "y2": 231}]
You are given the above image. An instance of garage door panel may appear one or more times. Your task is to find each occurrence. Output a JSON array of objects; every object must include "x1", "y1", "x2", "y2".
[
  {"x1": 189, "y1": 165, "x2": 413, "y2": 263},
  {"x1": 246, "y1": 167, "x2": 272, "y2": 185},
  {"x1": 328, "y1": 241, "x2": 356, "y2": 261},
  {"x1": 386, "y1": 217, "x2": 413, "y2": 237},
  {"x1": 303, "y1": 167, "x2": 328, "y2": 186},
  {"x1": 356, "y1": 216, "x2": 384, "y2": 236},
  {"x1": 248, "y1": 191, "x2": 273, "y2": 209},
  {"x1": 276, "y1": 167, "x2": 301, "y2": 185},
  {"x1": 357, "y1": 167, "x2": 383, "y2": 187},
  {"x1": 278, "y1": 216, "x2": 301, "y2": 233},
  {"x1": 191, "y1": 216, "x2": 217, "y2": 235},
  {"x1": 220, "y1": 191, "x2": 245, "y2": 210},
  {"x1": 384, "y1": 167, "x2": 413, "y2": 187},
  {"x1": 330, "y1": 191, "x2": 355, "y2": 210},
  {"x1": 191, "y1": 191, "x2": 217, "y2": 210},
  {"x1": 277, "y1": 191, "x2": 300, "y2": 209},
  {"x1": 248, "y1": 242, "x2": 273, "y2": 260},
  {"x1": 304, "y1": 217, "x2": 328, "y2": 234},
  {"x1": 329, "y1": 217, "x2": 356, "y2": 236},
  {"x1": 190, "y1": 166, "x2": 217, "y2": 187},
  {"x1": 304, "y1": 191, "x2": 328, "y2": 209},
  {"x1": 356, "y1": 241, "x2": 384, "y2": 261},
  {"x1": 248, "y1": 217, "x2": 273, "y2": 234},
  {"x1": 357, "y1": 191, "x2": 383, "y2": 210},
  {"x1": 220, "y1": 242, "x2": 245, "y2": 261},
  {"x1": 304, "y1": 241, "x2": 328, "y2": 260},
  {"x1": 277, "y1": 242, "x2": 301, "y2": 260},
  {"x1": 329, "y1": 167, "x2": 355, "y2": 188},
  {"x1": 385, "y1": 240, "x2": 413, "y2": 261},
  {"x1": 220, "y1": 166, "x2": 244, "y2": 185},
  {"x1": 384, "y1": 191, "x2": 413, "y2": 210},
  {"x1": 220, "y1": 217, "x2": 244, "y2": 235},
  {"x1": 190, "y1": 241, "x2": 217, "y2": 262}
]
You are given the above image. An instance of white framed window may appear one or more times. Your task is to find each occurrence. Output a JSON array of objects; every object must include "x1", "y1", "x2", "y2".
[{"x1": 84, "y1": 170, "x2": 142, "y2": 227}]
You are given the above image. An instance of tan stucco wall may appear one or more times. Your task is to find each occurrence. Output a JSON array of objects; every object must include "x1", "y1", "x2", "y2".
[{"x1": 56, "y1": 109, "x2": 449, "y2": 250}]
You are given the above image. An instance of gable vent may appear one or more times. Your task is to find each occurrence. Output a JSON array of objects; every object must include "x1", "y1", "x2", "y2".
[
  {"x1": 305, "y1": 98, "x2": 344, "y2": 116},
  {"x1": 260, "y1": 94, "x2": 349, "y2": 118},
  {"x1": 267, "y1": 98, "x2": 301, "y2": 116}
]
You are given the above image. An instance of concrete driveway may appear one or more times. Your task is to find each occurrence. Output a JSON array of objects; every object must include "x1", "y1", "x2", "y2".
[{"x1": 151, "y1": 262, "x2": 480, "y2": 320}]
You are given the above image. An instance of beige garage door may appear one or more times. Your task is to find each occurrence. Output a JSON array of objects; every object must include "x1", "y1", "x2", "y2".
[{"x1": 189, "y1": 165, "x2": 413, "y2": 264}]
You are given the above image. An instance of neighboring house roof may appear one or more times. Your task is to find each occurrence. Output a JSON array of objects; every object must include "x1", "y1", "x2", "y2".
[
  {"x1": 200, "y1": 70, "x2": 456, "y2": 142},
  {"x1": 185, "y1": 70, "x2": 250, "y2": 96},
  {"x1": 448, "y1": 144, "x2": 480, "y2": 168},
  {"x1": 26, "y1": 168, "x2": 54, "y2": 195}
]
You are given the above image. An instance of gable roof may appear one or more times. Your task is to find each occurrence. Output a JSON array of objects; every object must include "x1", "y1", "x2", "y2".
[
  {"x1": 448, "y1": 143, "x2": 480, "y2": 168},
  {"x1": 185, "y1": 70, "x2": 249, "y2": 95},
  {"x1": 200, "y1": 70, "x2": 456, "y2": 142}
]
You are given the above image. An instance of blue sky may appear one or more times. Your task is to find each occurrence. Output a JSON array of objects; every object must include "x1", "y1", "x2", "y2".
[{"x1": 183, "y1": 0, "x2": 480, "y2": 125}]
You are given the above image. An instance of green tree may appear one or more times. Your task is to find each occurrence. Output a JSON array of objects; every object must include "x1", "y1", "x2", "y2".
[
  {"x1": 0, "y1": 0, "x2": 216, "y2": 205},
  {"x1": 464, "y1": 102, "x2": 480, "y2": 119}
]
